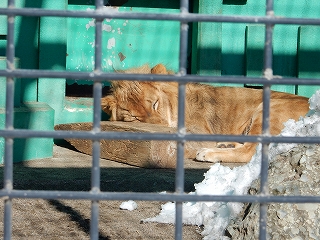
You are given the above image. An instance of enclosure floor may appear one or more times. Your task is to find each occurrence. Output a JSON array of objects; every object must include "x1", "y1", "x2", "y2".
[{"x1": 0, "y1": 145, "x2": 244, "y2": 239}]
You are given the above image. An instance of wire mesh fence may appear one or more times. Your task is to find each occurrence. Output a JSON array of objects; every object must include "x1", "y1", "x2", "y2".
[{"x1": 1, "y1": 0, "x2": 320, "y2": 239}]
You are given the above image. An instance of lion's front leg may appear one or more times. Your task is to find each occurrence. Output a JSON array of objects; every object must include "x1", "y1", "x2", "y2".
[{"x1": 195, "y1": 142, "x2": 258, "y2": 163}]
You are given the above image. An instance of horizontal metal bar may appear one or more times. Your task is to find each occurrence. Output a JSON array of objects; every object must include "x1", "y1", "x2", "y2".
[
  {"x1": 0, "y1": 69, "x2": 320, "y2": 86},
  {"x1": 1, "y1": 8, "x2": 320, "y2": 26},
  {"x1": 0, "y1": 129, "x2": 319, "y2": 144},
  {"x1": 1, "y1": 189, "x2": 320, "y2": 204}
]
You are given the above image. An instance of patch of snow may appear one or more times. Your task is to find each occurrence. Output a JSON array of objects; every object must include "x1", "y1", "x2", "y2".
[
  {"x1": 145, "y1": 149, "x2": 262, "y2": 239},
  {"x1": 144, "y1": 90, "x2": 320, "y2": 239},
  {"x1": 120, "y1": 200, "x2": 137, "y2": 211}
]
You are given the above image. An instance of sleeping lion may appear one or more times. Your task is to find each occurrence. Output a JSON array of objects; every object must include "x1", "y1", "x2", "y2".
[{"x1": 101, "y1": 64, "x2": 309, "y2": 163}]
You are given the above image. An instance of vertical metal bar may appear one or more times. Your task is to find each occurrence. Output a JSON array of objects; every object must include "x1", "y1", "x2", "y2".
[
  {"x1": 4, "y1": 0, "x2": 15, "y2": 239},
  {"x1": 90, "y1": 1, "x2": 104, "y2": 239},
  {"x1": 259, "y1": 144, "x2": 269, "y2": 240},
  {"x1": 260, "y1": 0, "x2": 274, "y2": 239},
  {"x1": 175, "y1": 143, "x2": 184, "y2": 240},
  {"x1": 175, "y1": 1, "x2": 189, "y2": 239}
]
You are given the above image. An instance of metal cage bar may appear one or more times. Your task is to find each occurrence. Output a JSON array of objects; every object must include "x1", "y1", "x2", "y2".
[
  {"x1": 89, "y1": 0, "x2": 104, "y2": 239},
  {"x1": 3, "y1": 0, "x2": 16, "y2": 239},
  {"x1": 174, "y1": 0, "x2": 189, "y2": 239},
  {"x1": 259, "y1": 0, "x2": 274, "y2": 238},
  {"x1": 1, "y1": 7, "x2": 320, "y2": 26},
  {"x1": 0, "y1": 1, "x2": 320, "y2": 240},
  {"x1": 2, "y1": 69, "x2": 320, "y2": 85}
]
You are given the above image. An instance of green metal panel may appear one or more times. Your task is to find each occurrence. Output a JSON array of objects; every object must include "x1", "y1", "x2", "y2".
[
  {"x1": 270, "y1": 25, "x2": 297, "y2": 94},
  {"x1": 221, "y1": 1, "x2": 264, "y2": 77},
  {"x1": 245, "y1": 25, "x2": 295, "y2": 93},
  {"x1": 37, "y1": 0, "x2": 69, "y2": 125},
  {"x1": 0, "y1": 1, "x2": 6, "y2": 35},
  {"x1": 15, "y1": 0, "x2": 42, "y2": 102},
  {"x1": 194, "y1": 0, "x2": 320, "y2": 95},
  {"x1": 245, "y1": 25, "x2": 264, "y2": 78},
  {"x1": 297, "y1": 26, "x2": 320, "y2": 97},
  {"x1": 0, "y1": 2, "x2": 7, "y2": 57},
  {"x1": 191, "y1": 0, "x2": 222, "y2": 77},
  {"x1": 274, "y1": 0, "x2": 320, "y2": 18}
]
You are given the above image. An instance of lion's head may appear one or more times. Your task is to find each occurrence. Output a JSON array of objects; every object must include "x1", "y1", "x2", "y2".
[{"x1": 101, "y1": 64, "x2": 179, "y2": 127}]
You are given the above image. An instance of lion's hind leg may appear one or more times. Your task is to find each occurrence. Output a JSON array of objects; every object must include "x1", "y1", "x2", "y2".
[{"x1": 195, "y1": 142, "x2": 258, "y2": 163}]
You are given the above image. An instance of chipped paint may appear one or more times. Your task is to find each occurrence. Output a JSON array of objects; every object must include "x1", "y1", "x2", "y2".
[
  {"x1": 86, "y1": 19, "x2": 95, "y2": 30},
  {"x1": 103, "y1": 6, "x2": 119, "y2": 22},
  {"x1": 107, "y1": 59, "x2": 113, "y2": 66},
  {"x1": 118, "y1": 52, "x2": 126, "y2": 62},
  {"x1": 107, "y1": 37, "x2": 116, "y2": 49},
  {"x1": 102, "y1": 24, "x2": 112, "y2": 32},
  {"x1": 88, "y1": 41, "x2": 95, "y2": 48}
]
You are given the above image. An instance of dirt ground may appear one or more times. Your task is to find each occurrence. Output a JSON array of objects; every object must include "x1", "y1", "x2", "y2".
[{"x1": 0, "y1": 144, "x2": 218, "y2": 240}]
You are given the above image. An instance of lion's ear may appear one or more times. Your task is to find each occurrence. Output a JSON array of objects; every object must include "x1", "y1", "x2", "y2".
[
  {"x1": 110, "y1": 80, "x2": 121, "y2": 89},
  {"x1": 151, "y1": 64, "x2": 168, "y2": 75}
]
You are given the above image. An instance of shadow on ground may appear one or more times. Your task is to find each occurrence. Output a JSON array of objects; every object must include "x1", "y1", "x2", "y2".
[
  {"x1": 0, "y1": 143, "x2": 212, "y2": 193},
  {"x1": 0, "y1": 145, "x2": 211, "y2": 239},
  {"x1": 0, "y1": 164, "x2": 208, "y2": 193}
]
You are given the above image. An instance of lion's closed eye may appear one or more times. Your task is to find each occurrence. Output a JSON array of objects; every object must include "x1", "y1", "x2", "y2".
[{"x1": 153, "y1": 100, "x2": 159, "y2": 111}]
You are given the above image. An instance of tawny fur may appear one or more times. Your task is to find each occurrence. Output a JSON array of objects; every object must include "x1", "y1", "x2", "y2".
[{"x1": 101, "y1": 64, "x2": 310, "y2": 163}]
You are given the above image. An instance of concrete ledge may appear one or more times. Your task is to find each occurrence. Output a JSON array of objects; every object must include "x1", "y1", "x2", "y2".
[{"x1": 0, "y1": 102, "x2": 54, "y2": 163}]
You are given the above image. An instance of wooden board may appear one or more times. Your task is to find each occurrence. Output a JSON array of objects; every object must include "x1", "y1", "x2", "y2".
[{"x1": 55, "y1": 121, "x2": 178, "y2": 168}]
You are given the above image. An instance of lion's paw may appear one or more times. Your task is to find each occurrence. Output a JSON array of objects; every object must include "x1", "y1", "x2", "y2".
[
  {"x1": 195, "y1": 148, "x2": 221, "y2": 163},
  {"x1": 217, "y1": 143, "x2": 235, "y2": 148},
  {"x1": 216, "y1": 142, "x2": 242, "y2": 148}
]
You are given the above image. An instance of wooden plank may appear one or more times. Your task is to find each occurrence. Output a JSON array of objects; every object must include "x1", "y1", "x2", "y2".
[{"x1": 55, "y1": 121, "x2": 178, "y2": 168}]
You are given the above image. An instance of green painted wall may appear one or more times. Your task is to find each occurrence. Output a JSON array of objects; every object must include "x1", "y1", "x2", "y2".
[
  {"x1": 0, "y1": 0, "x2": 55, "y2": 163},
  {"x1": 66, "y1": 5, "x2": 180, "y2": 82},
  {"x1": 193, "y1": 0, "x2": 320, "y2": 97}
]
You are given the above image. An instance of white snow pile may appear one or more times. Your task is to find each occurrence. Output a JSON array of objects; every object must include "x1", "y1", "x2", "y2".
[
  {"x1": 120, "y1": 200, "x2": 138, "y2": 211},
  {"x1": 144, "y1": 90, "x2": 320, "y2": 240}
]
